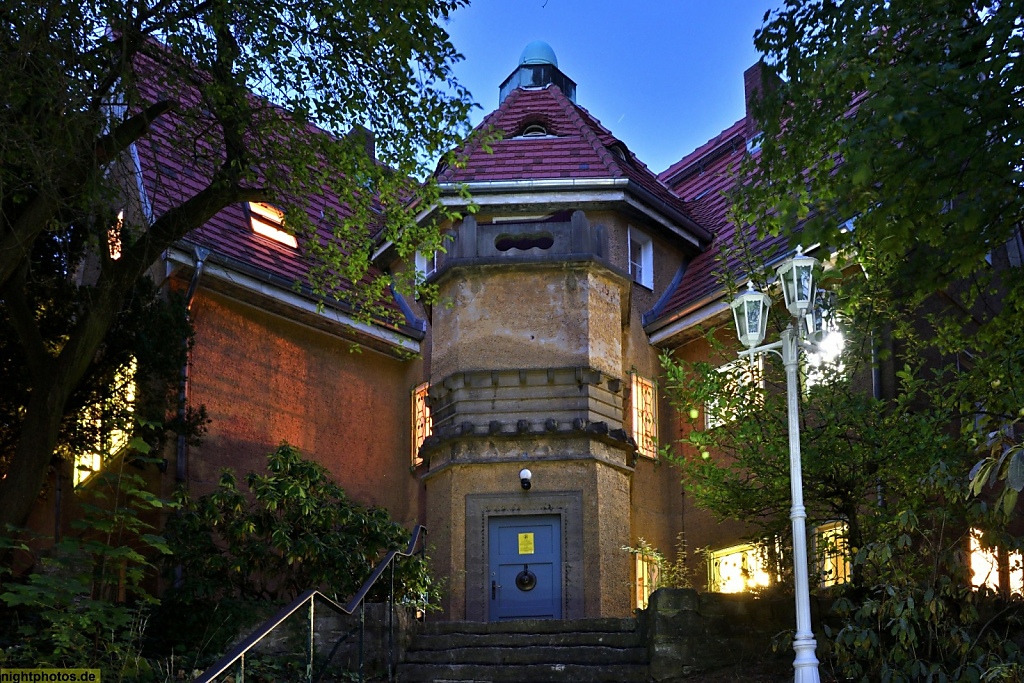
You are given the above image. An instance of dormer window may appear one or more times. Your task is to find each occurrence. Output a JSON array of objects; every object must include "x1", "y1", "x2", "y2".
[
  {"x1": 248, "y1": 202, "x2": 297, "y2": 248},
  {"x1": 627, "y1": 226, "x2": 653, "y2": 289},
  {"x1": 519, "y1": 123, "x2": 549, "y2": 137},
  {"x1": 609, "y1": 144, "x2": 630, "y2": 163}
]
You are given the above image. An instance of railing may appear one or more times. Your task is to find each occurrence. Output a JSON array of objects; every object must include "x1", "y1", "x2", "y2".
[{"x1": 193, "y1": 524, "x2": 427, "y2": 683}]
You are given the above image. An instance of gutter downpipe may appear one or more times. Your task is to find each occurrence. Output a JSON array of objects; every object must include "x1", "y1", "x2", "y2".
[
  {"x1": 871, "y1": 330, "x2": 885, "y2": 509},
  {"x1": 175, "y1": 247, "x2": 210, "y2": 485}
]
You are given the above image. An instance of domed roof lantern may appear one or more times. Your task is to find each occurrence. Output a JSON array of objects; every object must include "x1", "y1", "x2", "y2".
[
  {"x1": 519, "y1": 41, "x2": 558, "y2": 67},
  {"x1": 499, "y1": 41, "x2": 576, "y2": 105}
]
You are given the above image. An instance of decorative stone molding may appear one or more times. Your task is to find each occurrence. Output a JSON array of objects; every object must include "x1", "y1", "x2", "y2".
[{"x1": 428, "y1": 366, "x2": 624, "y2": 436}]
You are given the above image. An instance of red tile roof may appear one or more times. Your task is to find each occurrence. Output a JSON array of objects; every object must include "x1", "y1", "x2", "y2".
[
  {"x1": 438, "y1": 85, "x2": 697, "y2": 229},
  {"x1": 131, "y1": 58, "x2": 410, "y2": 334},
  {"x1": 652, "y1": 118, "x2": 790, "y2": 322}
]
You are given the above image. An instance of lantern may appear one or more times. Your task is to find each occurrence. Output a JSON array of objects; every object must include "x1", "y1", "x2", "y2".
[
  {"x1": 730, "y1": 282, "x2": 772, "y2": 349},
  {"x1": 775, "y1": 246, "x2": 819, "y2": 317}
]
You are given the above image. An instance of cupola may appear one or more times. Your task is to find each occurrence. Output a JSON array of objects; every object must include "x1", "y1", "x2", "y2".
[{"x1": 498, "y1": 41, "x2": 577, "y2": 105}]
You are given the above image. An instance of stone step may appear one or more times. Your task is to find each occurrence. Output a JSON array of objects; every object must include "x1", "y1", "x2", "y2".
[
  {"x1": 396, "y1": 662, "x2": 651, "y2": 683},
  {"x1": 408, "y1": 630, "x2": 642, "y2": 649},
  {"x1": 403, "y1": 644, "x2": 648, "y2": 665},
  {"x1": 417, "y1": 617, "x2": 636, "y2": 635}
]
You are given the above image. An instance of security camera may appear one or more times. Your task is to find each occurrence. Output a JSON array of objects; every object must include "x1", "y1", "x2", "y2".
[{"x1": 519, "y1": 468, "x2": 532, "y2": 491}]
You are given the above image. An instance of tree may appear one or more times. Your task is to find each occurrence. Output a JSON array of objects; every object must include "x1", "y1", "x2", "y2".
[
  {"x1": 737, "y1": 0, "x2": 1024, "y2": 511},
  {"x1": 0, "y1": 0, "x2": 476, "y2": 529},
  {"x1": 664, "y1": 1, "x2": 1024, "y2": 676},
  {"x1": 741, "y1": 0, "x2": 1022, "y2": 288}
]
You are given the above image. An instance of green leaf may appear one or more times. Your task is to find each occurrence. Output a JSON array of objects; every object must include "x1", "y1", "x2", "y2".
[{"x1": 1006, "y1": 449, "x2": 1024, "y2": 492}]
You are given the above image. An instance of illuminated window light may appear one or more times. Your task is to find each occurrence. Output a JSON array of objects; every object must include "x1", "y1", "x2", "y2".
[
  {"x1": 708, "y1": 543, "x2": 772, "y2": 593},
  {"x1": 635, "y1": 552, "x2": 660, "y2": 610},
  {"x1": 631, "y1": 373, "x2": 658, "y2": 459},
  {"x1": 816, "y1": 521, "x2": 851, "y2": 587},
  {"x1": 108, "y1": 209, "x2": 124, "y2": 260},
  {"x1": 411, "y1": 382, "x2": 432, "y2": 466},
  {"x1": 74, "y1": 358, "x2": 136, "y2": 487},
  {"x1": 248, "y1": 202, "x2": 297, "y2": 248},
  {"x1": 970, "y1": 530, "x2": 1000, "y2": 592}
]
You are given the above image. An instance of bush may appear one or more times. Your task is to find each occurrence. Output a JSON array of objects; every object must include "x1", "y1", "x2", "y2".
[{"x1": 154, "y1": 443, "x2": 437, "y2": 662}]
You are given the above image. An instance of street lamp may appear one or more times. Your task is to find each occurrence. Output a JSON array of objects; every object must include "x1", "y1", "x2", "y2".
[{"x1": 728, "y1": 245, "x2": 822, "y2": 683}]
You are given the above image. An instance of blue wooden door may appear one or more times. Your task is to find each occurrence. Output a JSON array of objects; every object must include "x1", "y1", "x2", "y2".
[{"x1": 488, "y1": 515, "x2": 562, "y2": 620}]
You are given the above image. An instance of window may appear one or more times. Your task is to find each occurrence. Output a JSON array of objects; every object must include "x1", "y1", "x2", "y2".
[
  {"x1": 74, "y1": 359, "x2": 137, "y2": 487},
  {"x1": 635, "y1": 551, "x2": 660, "y2": 610},
  {"x1": 970, "y1": 529, "x2": 1023, "y2": 595},
  {"x1": 108, "y1": 209, "x2": 124, "y2": 260},
  {"x1": 705, "y1": 357, "x2": 764, "y2": 430},
  {"x1": 411, "y1": 382, "x2": 432, "y2": 467},
  {"x1": 746, "y1": 132, "x2": 764, "y2": 154},
  {"x1": 631, "y1": 373, "x2": 658, "y2": 459},
  {"x1": 627, "y1": 227, "x2": 653, "y2": 289},
  {"x1": 414, "y1": 250, "x2": 439, "y2": 279},
  {"x1": 708, "y1": 543, "x2": 773, "y2": 593},
  {"x1": 248, "y1": 202, "x2": 297, "y2": 248},
  {"x1": 815, "y1": 521, "x2": 851, "y2": 587}
]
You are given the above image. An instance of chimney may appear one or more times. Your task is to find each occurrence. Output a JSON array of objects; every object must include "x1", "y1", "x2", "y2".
[
  {"x1": 743, "y1": 61, "x2": 778, "y2": 139},
  {"x1": 348, "y1": 125, "x2": 375, "y2": 160}
]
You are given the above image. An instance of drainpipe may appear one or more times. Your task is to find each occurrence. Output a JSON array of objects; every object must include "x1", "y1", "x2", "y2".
[
  {"x1": 871, "y1": 331, "x2": 885, "y2": 509},
  {"x1": 54, "y1": 465, "x2": 62, "y2": 543},
  {"x1": 175, "y1": 247, "x2": 210, "y2": 484}
]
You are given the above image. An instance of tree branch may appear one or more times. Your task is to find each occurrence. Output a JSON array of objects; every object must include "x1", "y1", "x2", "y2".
[
  {"x1": 95, "y1": 99, "x2": 175, "y2": 166},
  {"x1": 1, "y1": 266, "x2": 52, "y2": 383}
]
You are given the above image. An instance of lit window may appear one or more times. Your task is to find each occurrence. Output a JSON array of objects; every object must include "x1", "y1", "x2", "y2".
[
  {"x1": 411, "y1": 382, "x2": 432, "y2": 467},
  {"x1": 708, "y1": 543, "x2": 772, "y2": 593},
  {"x1": 815, "y1": 521, "x2": 851, "y2": 587},
  {"x1": 108, "y1": 209, "x2": 124, "y2": 260},
  {"x1": 74, "y1": 359, "x2": 137, "y2": 487},
  {"x1": 635, "y1": 552, "x2": 660, "y2": 610},
  {"x1": 627, "y1": 227, "x2": 653, "y2": 289},
  {"x1": 970, "y1": 528, "x2": 1023, "y2": 594},
  {"x1": 706, "y1": 357, "x2": 764, "y2": 430},
  {"x1": 248, "y1": 202, "x2": 297, "y2": 248},
  {"x1": 631, "y1": 373, "x2": 658, "y2": 459}
]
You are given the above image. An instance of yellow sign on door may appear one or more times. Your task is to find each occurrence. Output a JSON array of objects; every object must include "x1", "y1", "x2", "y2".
[{"x1": 518, "y1": 532, "x2": 535, "y2": 555}]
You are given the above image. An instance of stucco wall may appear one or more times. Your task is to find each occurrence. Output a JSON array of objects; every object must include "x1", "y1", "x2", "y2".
[{"x1": 430, "y1": 264, "x2": 623, "y2": 381}]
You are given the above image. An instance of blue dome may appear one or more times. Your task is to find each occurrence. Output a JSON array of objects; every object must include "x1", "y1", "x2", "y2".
[{"x1": 519, "y1": 41, "x2": 558, "y2": 68}]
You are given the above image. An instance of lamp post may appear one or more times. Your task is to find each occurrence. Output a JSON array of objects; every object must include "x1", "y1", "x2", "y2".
[{"x1": 729, "y1": 246, "x2": 822, "y2": 683}]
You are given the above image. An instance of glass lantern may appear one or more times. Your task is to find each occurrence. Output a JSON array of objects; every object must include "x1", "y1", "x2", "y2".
[
  {"x1": 730, "y1": 282, "x2": 772, "y2": 349},
  {"x1": 775, "y1": 246, "x2": 819, "y2": 317}
]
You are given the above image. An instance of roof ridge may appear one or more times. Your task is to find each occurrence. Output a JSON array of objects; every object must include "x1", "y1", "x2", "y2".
[
  {"x1": 549, "y1": 86, "x2": 624, "y2": 178},
  {"x1": 659, "y1": 117, "x2": 746, "y2": 182}
]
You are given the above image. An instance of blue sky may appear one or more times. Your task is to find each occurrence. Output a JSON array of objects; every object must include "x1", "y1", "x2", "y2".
[{"x1": 442, "y1": 1, "x2": 778, "y2": 174}]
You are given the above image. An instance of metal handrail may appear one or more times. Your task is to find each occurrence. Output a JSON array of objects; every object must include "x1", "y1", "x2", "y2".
[{"x1": 193, "y1": 524, "x2": 427, "y2": 683}]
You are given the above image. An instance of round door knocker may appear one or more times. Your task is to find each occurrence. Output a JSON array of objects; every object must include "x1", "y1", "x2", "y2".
[{"x1": 515, "y1": 564, "x2": 537, "y2": 592}]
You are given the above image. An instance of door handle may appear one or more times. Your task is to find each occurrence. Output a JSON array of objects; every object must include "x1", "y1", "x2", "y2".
[{"x1": 491, "y1": 580, "x2": 499, "y2": 599}]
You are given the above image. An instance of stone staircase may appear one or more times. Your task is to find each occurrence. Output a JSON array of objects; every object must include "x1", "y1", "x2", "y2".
[{"x1": 397, "y1": 617, "x2": 650, "y2": 682}]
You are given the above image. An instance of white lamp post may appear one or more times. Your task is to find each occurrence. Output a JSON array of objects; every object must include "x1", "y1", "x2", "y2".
[{"x1": 729, "y1": 246, "x2": 822, "y2": 683}]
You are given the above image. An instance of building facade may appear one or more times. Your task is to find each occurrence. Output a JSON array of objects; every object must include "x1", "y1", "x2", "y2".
[{"x1": 52, "y1": 41, "x2": 983, "y2": 619}]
